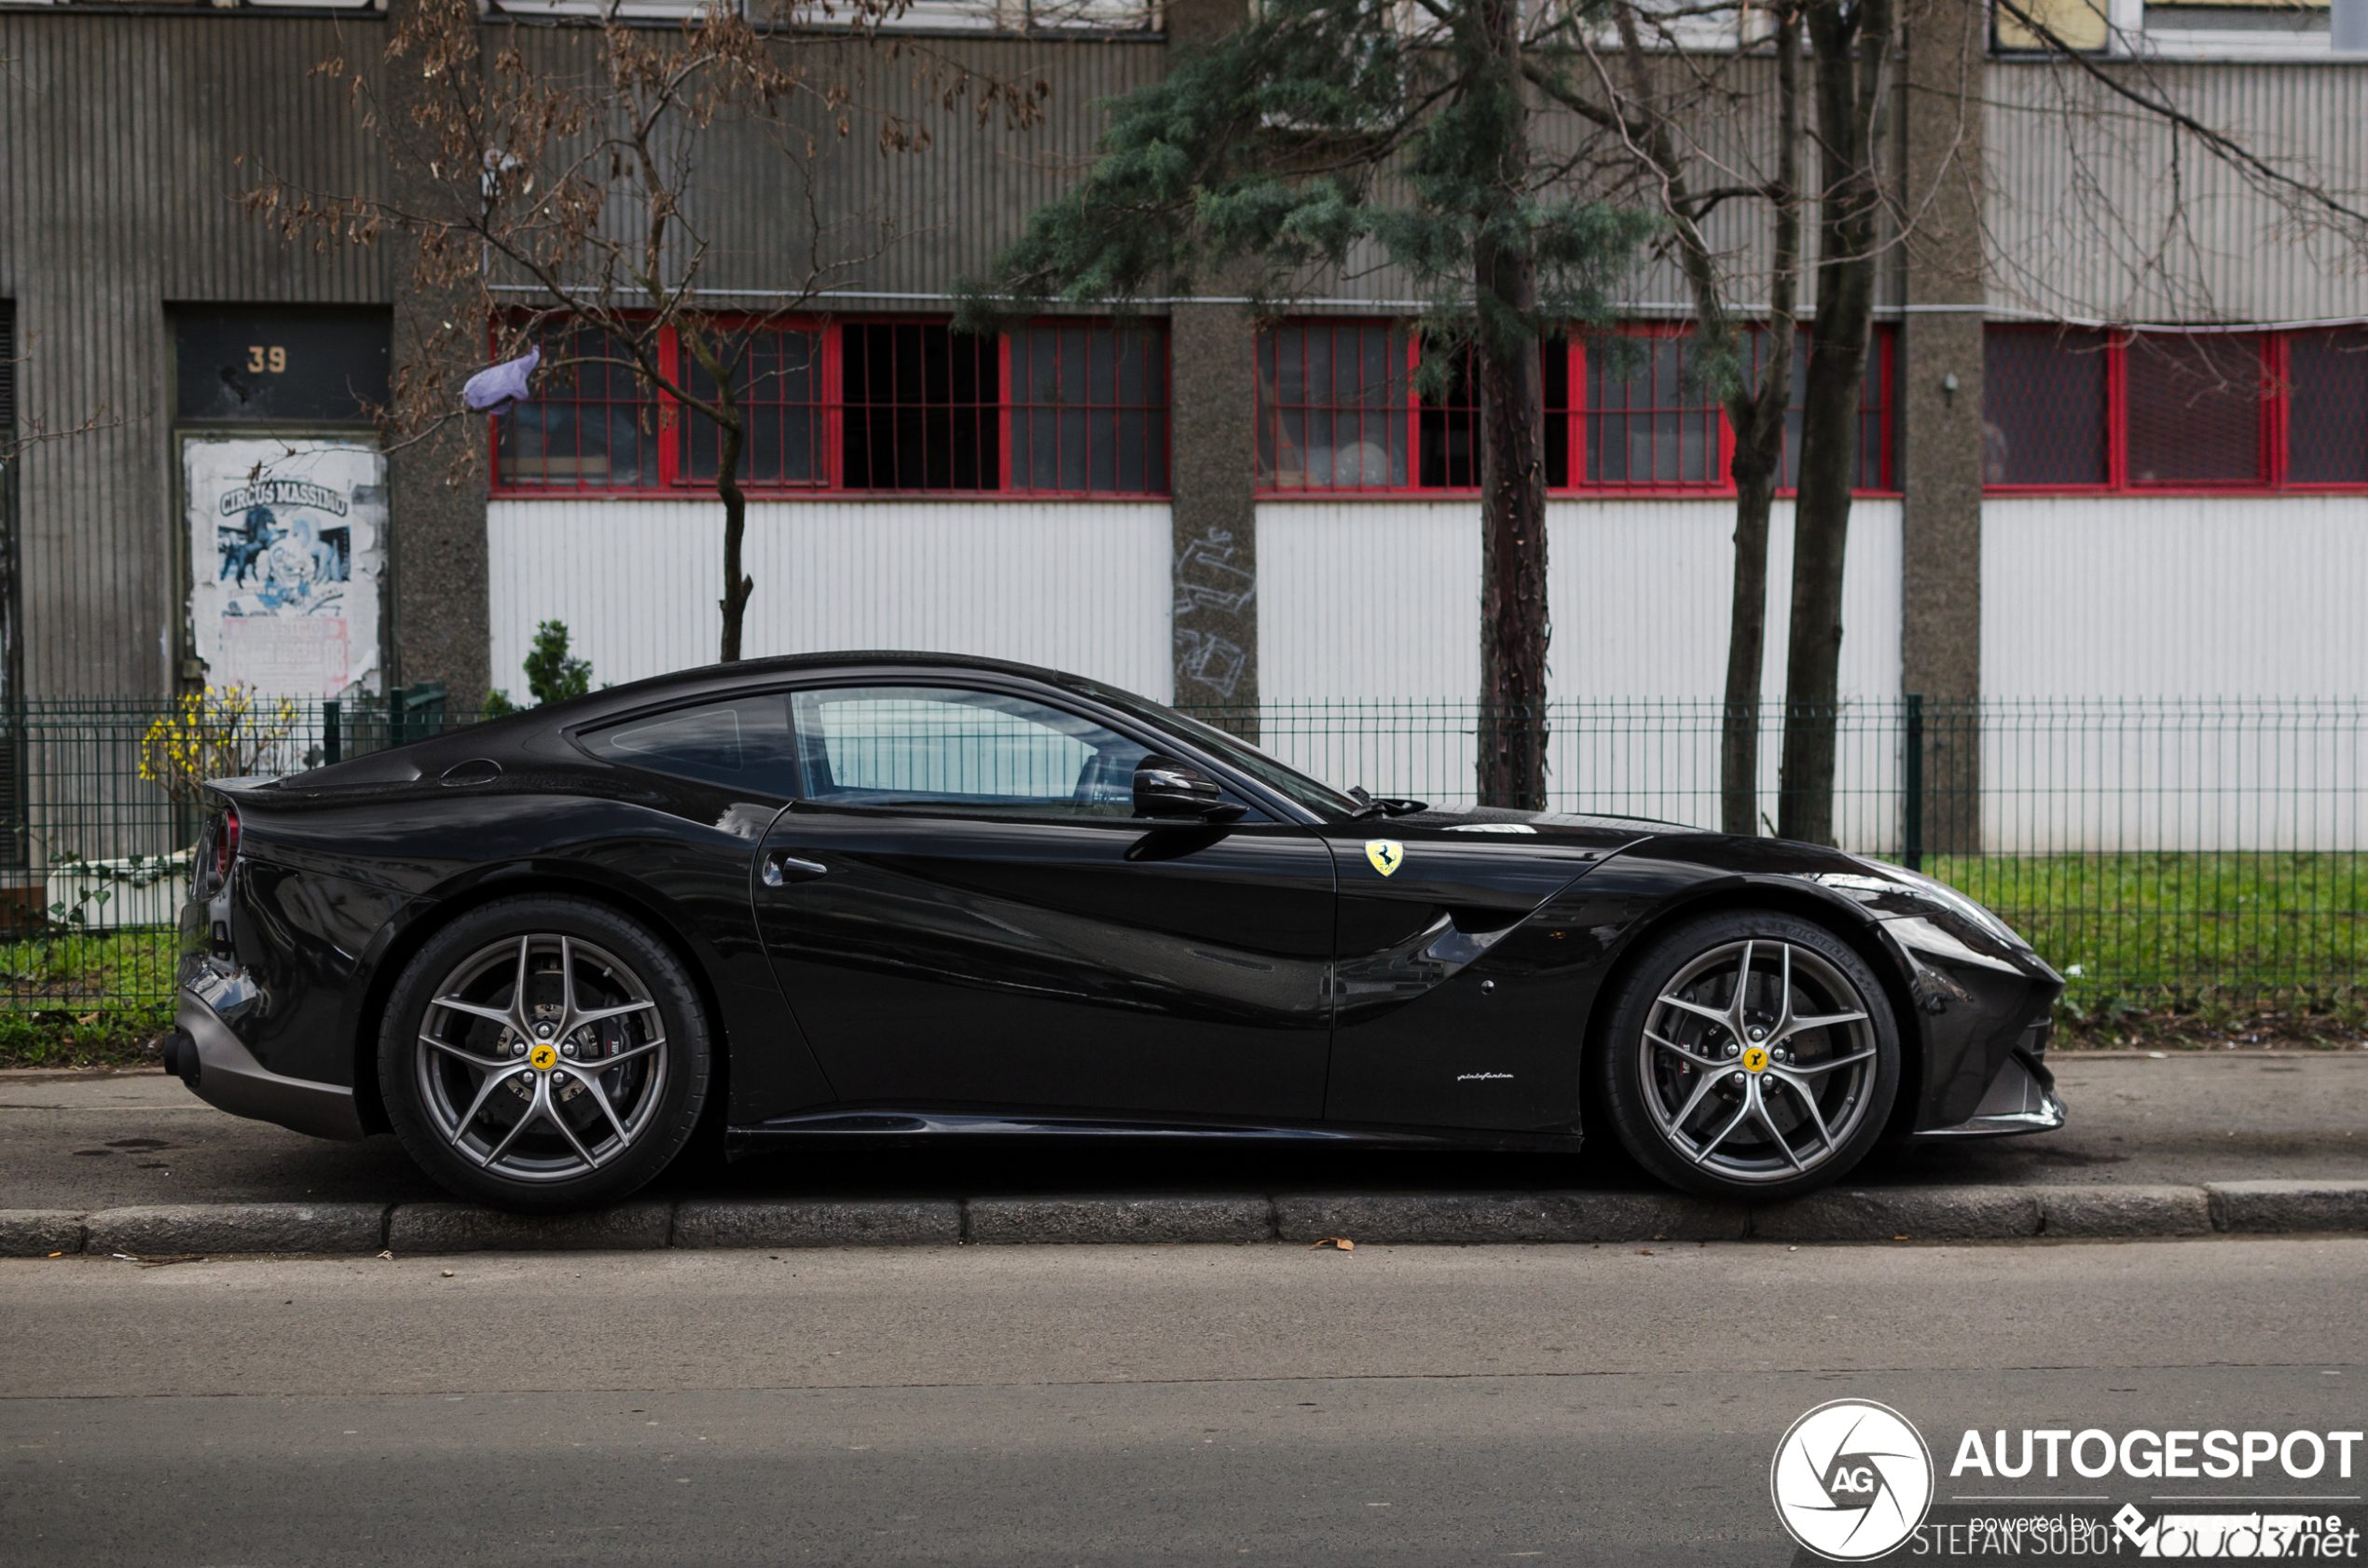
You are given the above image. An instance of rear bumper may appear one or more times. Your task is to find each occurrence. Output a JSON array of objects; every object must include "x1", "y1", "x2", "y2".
[{"x1": 173, "y1": 990, "x2": 365, "y2": 1143}]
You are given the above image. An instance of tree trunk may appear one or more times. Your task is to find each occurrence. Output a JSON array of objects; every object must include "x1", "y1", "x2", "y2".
[
  {"x1": 1715, "y1": 1, "x2": 1803, "y2": 839},
  {"x1": 1474, "y1": 0, "x2": 1549, "y2": 811},
  {"x1": 714, "y1": 392, "x2": 754, "y2": 664},
  {"x1": 1476, "y1": 291, "x2": 1549, "y2": 810},
  {"x1": 1777, "y1": 0, "x2": 1891, "y2": 846},
  {"x1": 1720, "y1": 447, "x2": 1779, "y2": 836}
]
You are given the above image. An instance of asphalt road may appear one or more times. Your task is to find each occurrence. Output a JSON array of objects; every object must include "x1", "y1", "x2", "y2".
[
  {"x1": 2, "y1": 1051, "x2": 2362, "y2": 1210},
  {"x1": 6, "y1": 1238, "x2": 2365, "y2": 1565}
]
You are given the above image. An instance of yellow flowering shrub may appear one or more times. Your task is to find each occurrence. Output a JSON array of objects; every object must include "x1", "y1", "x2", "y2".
[{"x1": 139, "y1": 686, "x2": 303, "y2": 802}]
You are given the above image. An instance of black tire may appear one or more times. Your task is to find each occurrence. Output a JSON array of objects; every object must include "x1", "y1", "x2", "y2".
[
  {"x1": 379, "y1": 895, "x2": 712, "y2": 1212},
  {"x1": 1589, "y1": 909, "x2": 1900, "y2": 1203}
]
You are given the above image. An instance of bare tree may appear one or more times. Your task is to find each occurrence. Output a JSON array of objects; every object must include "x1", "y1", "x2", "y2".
[
  {"x1": 248, "y1": 0, "x2": 1047, "y2": 664},
  {"x1": 1528, "y1": 0, "x2": 1894, "y2": 846},
  {"x1": 1539, "y1": 0, "x2": 2368, "y2": 844},
  {"x1": 1526, "y1": 5, "x2": 1805, "y2": 836}
]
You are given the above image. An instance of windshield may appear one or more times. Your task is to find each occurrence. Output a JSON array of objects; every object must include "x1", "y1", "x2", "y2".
[{"x1": 1064, "y1": 677, "x2": 1365, "y2": 822}]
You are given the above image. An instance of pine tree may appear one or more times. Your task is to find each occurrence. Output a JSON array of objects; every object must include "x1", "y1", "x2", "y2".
[{"x1": 961, "y1": 0, "x2": 1649, "y2": 808}]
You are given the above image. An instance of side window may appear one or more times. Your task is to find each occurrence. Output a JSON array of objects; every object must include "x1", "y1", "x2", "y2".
[
  {"x1": 791, "y1": 686, "x2": 1151, "y2": 818},
  {"x1": 581, "y1": 695, "x2": 801, "y2": 795}
]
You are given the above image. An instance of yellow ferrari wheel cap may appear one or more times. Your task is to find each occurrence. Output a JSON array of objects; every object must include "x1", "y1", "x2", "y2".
[
  {"x1": 529, "y1": 1042, "x2": 558, "y2": 1071},
  {"x1": 1364, "y1": 839, "x2": 1404, "y2": 876},
  {"x1": 1742, "y1": 1045, "x2": 1769, "y2": 1073}
]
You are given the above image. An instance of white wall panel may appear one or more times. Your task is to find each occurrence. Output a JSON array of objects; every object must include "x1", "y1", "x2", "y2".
[
  {"x1": 1983, "y1": 495, "x2": 2368, "y2": 698},
  {"x1": 1255, "y1": 496, "x2": 1904, "y2": 837},
  {"x1": 1549, "y1": 498, "x2": 1903, "y2": 701},
  {"x1": 1256, "y1": 500, "x2": 1484, "y2": 704},
  {"x1": 1549, "y1": 499, "x2": 1904, "y2": 847},
  {"x1": 1258, "y1": 496, "x2": 1905, "y2": 703},
  {"x1": 487, "y1": 500, "x2": 1173, "y2": 701}
]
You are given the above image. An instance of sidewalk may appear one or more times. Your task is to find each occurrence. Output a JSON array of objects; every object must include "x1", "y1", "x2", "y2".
[{"x1": 3, "y1": 1052, "x2": 2361, "y2": 1253}]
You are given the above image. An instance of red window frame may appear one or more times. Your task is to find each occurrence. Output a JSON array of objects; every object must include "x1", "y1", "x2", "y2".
[
  {"x1": 1006, "y1": 321, "x2": 1173, "y2": 497},
  {"x1": 1252, "y1": 319, "x2": 1898, "y2": 498},
  {"x1": 1981, "y1": 324, "x2": 2368, "y2": 495},
  {"x1": 489, "y1": 315, "x2": 1172, "y2": 500},
  {"x1": 1573, "y1": 323, "x2": 1729, "y2": 493},
  {"x1": 1253, "y1": 321, "x2": 1419, "y2": 493}
]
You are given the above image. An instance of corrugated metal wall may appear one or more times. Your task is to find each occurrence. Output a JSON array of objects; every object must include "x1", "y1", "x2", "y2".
[
  {"x1": 1246, "y1": 53, "x2": 1900, "y2": 315},
  {"x1": 1257, "y1": 498, "x2": 1904, "y2": 703},
  {"x1": 1986, "y1": 61, "x2": 2368, "y2": 323},
  {"x1": 0, "y1": 15, "x2": 392, "y2": 697},
  {"x1": 498, "y1": 28, "x2": 1164, "y2": 301},
  {"x1": 1984, "y1": 494, "x2": 2368, "y2": 695},
  {"x1": 485, "y1": 497, "x2": 1174, "y2": 698}
]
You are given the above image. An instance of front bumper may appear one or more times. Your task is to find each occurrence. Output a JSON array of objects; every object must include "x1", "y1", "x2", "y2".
[
  {"x1": 172, "y1": 988, "x2": 365, "y2": 1143},
  {"x1": 1912, "y1": 1051, "x2": 2066, "y2": 1139}
]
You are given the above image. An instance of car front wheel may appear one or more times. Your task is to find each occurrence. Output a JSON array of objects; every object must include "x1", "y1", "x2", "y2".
[
  {"x1": 379, "y1": 896, "x2": 711, "y2": 1212},
  {"x1": 1591, "y1": 910, "x2": 1900, "y2": 1203}
]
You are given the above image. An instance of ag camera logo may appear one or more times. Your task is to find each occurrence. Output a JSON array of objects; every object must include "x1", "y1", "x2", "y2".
[{"x1": 1771, "y1": 1399, "x2": 1935, "y2": 1561}]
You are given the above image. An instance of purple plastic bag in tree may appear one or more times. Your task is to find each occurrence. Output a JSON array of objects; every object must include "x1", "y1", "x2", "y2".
[{"x1": 462, "y1": 343, "x2": 541, "y2": 414}]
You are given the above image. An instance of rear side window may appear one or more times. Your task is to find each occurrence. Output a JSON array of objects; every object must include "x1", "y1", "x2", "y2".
[
  {"x1": 791, "y1": 686, "x2": 1150, "y2": 818},
  {"x1": 582, "y1": 695, "x2": 801, "y2": 796}
]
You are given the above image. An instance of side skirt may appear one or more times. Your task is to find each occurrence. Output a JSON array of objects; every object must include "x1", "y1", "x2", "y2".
[{"x1": 724, "y1": 1108, "x2": 1585, "y2": 1160}]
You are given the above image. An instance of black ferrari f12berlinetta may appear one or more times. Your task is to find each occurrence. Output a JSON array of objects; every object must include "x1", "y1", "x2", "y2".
[{"x1": 169, "y1": 653, "x2": 2065, "y2": 1211}]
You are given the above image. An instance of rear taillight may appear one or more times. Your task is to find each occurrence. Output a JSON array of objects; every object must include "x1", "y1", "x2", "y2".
[{"x1": 213, "y1": 806, "x2": 241, "y2": 886}]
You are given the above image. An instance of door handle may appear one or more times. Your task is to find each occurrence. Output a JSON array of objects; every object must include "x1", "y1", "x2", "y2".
[{"x1": 763, "y1": 852, "x2": 829, "y2": 887}]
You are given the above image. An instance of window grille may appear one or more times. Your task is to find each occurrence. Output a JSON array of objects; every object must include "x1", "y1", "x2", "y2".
[
  {"x1": 1008, "y1": 323, "x2": 1170, "y2": 496},
  {"x1": 498, "y1": 317, "x2": 1165, "y2": 499},
  {"x1": 2125, "y1": 332, "x2": 2265, "y2": 486},
  {"x1": 841, "y1": 322, "x2": 1000, "y2": 492},
  {"x1": 1542, "y1": 338, "x2": 1571, "y2": 488},
  {"x1": 1746, "y1": 326, "x2": 1894, "y2": 491},
  {"x1": 1984, "y1": 328, "x2": 2110, "y2": 487},
  {"x1": 495, "y1": 325, "x2": 658, "y2": 490},
  {"x1": 1257, "y1": 323, "x2": 1411, "y2": 490},
  {"x1": 2285, "y1": 329, "x2": 2368, "y2": 485},
  {"x1": 675, "y1": 326, "x2": 825, "y2": 488},
  {"x1": 1585, "y1": 332, "x2": 1721, "y2": 487},
  {"x1": 1416, "y1": 342, "x2": 1480, "y2": 489}
]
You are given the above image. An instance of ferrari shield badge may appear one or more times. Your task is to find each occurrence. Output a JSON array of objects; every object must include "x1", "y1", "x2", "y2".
[{"x1": 1364, "y1": 839, "x2": 1405, "y2": 876}]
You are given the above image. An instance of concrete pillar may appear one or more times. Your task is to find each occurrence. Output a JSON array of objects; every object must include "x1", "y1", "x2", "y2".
[
  {"x1": 1166, "y1": 301, "x2": 1260, "y2": 733},
  {"x1": 1898, "y1": 0, "x2": 1989, "y2": 853},
  {"x1": 382, "y1": 0, "x2": 491, "y2": 708},
  {"x1": 1163, "y1": 0, "x2": 1259, "y2": 733}
]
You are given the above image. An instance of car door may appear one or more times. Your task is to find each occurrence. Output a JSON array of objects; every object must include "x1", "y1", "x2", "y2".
[{"x1": 750, "y1": 681, "x2": 1338, "y2": 1120}]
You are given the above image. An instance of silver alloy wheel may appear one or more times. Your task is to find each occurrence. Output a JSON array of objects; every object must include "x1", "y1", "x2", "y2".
[
  {"x1": 1635, "y1": 938, "x2": 1879, "y2": 1185},
  {"x1": 414, "y1": 933, "x2": 669, "y2": 1184}
]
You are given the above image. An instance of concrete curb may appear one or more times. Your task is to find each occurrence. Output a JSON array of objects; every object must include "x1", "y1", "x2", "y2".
[
  {"x1": 1273, "y1": 1191, "x2": 1749, "y2": 1245},
  {"x1": 1755, "y1": 1186, "x2": 2044, "y2": 1243},
  {"x1": 385, "y1": 1201, "x2": 673, "y2": 1253},
  {"x1": 672, "y1": 1198, "x2": 961, "y2": 1249},
  {"x1": 2207, "y1": 1179, "x2": 2368, "y2": 1233},
  {"x1": 967, "y1": 1194, "x2": 1273, "y2": 1245},
  {"x1": 2041, "y1": 1184, "x2": 2213, "y2": 1238},
  {"x1": 0, "y1": 1210, "x2": 89, "y2": 1258},
  {"x1": 10, "y1": 1181, "x2": 2368, "y2": 1258},
  {"x1": 85, "y1": 1203, "x2": 387, "y2": 1257}
]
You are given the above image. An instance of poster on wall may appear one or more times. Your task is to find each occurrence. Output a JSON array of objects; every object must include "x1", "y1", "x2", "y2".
[{"x1": 183, "y1": 436, "x2": 385, "y2": 699}]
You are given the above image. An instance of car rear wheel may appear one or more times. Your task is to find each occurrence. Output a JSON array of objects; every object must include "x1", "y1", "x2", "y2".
[
  {"x1": 379, "y1": 896, "x2": 711, "y2": 1212},
  {"x1": 1590, "y1": 910, "x2": 1899, "y2": 1203}
]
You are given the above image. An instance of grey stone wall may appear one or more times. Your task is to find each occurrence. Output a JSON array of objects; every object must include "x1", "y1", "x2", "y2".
[
  {"x1": 1898, "y1": 0, "x2": 1989, "y2": 851},
  {"x1": 1165, "y1": 301, "x2": 1260, "y2": 732}
]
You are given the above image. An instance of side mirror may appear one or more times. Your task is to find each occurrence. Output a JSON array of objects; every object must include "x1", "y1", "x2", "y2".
[{"x1": 1133, "y1": 755, "x2": 1246, "y2": 822}]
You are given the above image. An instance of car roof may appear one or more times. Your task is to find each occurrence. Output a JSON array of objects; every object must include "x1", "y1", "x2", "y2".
[{"x1": 533, "y1": 650, "x2": 1100, "y2": 725}]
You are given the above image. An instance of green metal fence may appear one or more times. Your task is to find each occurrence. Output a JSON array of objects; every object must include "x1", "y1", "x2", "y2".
[{"x1": 4, "y1": 695, "x2": 2361, "y2": 1017}]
